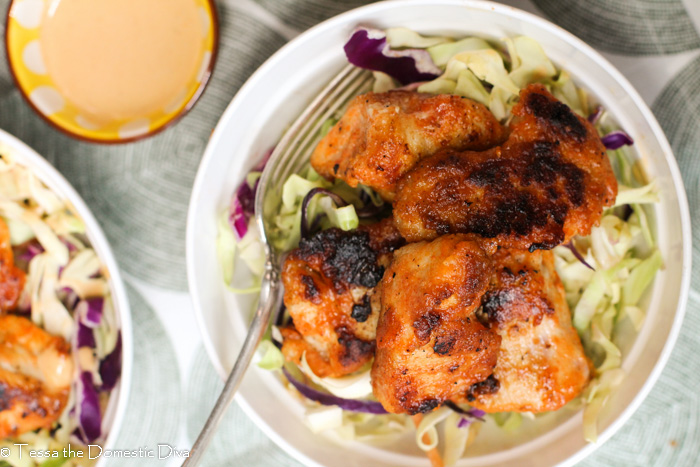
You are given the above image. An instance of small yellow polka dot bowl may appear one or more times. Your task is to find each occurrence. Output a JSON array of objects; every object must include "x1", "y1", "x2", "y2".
[{"x1": 5, "y1": 0, "x2": 218, "y2": 144}]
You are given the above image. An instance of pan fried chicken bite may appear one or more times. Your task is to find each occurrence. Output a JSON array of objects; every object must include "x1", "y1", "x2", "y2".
[
  {"x1": 371, "y1": 234, "x2": 501, "y2": 415},
  {"x1": 280, "y1": 218, "x2": 404, "y2": 378},
  {"x1": 0, "y1": 218, "x2": 25, "y2": 312},
  {"x1": 0, "y1": 314, "x2": 74, "y2": 438},
  {"x1": 469, "y1": 248, "x2": 591, "y2": 413},
  {"x1": 393, "y1": 84, "x2": 618, "y2": 250},
  {"x1": 311, "y1": 91, "x2": 506, "y2": 201}
]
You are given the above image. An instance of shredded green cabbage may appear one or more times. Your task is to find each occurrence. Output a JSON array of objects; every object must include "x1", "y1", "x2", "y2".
[
  {"x1": 299, "y1": 354, "x2": 373, "y2": 399},
  {"x1": 304, "y1": 405, "x2": 344, "y2": 434},
  {"x1": 331, "y1": 412, "x2": 412, "y2": 442},
  {"x1": 442, "y1": 413, "x2": 479, "y2": 466},
  {"x1": 555, "y1": 168, "x2": 661, "y2": 441},
  {"x1": 427, "y1": 38, "x2": 492, "y2": 67},
  {"x1": 492, "y1": 412, "x2": 523, "y2": 432},
  {"x1": 256, "y1": 340, "x2": 285, "y2": 371},
  {"x1": 216, "y1": 210, "x2": 237, "y2": 286},
  {"x1": 615, "y1": 182, "x2": 659, "y2": 207},
  {"x1": 415, "y1": 406, "x2": 452, "y2": 451},
  {"x1": 385, "y1": 27, "x2": 451, "y2": 49},
  {"x1": 372, "y1": 71, "x2": 397, "y2": 93}
]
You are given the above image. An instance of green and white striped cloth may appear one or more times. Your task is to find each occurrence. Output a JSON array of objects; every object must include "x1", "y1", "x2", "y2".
[{"x1": 0, "y1": 0, "x2": 698, "y2": 465}]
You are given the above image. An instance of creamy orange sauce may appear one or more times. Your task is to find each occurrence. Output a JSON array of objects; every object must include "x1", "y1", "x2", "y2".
[
  {"x1": 38, "y1": 347, "x2": 75, "y2": 390},
  {"x1": 40, "y1": 0, "x2": 204, "y2": 124}
]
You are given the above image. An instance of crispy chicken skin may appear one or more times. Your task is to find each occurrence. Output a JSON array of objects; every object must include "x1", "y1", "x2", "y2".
[
  {"x1": 310, "y1": 91, "x2": 506, "y2": 201},
  {"x1": 0, "y1": 315, "x2": 74, "y2": 438},
  {"x1": 393, "y1": 84, "x2": 618, "y2": 250},
  {"x1": 0, "y1": 218, "x2": 25, "y2": 312},
  {"x1": 281, "y1": 218, "x2": 404, "y2": 378},
  {"x1": 371, "y1": 235, "x2": 501, "y2": 415},
  {"x1": 469, "y1": 249, "x2": 591, "y2": 413}
]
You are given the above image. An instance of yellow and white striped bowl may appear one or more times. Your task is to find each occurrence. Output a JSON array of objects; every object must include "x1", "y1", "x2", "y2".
[{"x1": 5, "y1": 0, "x2": 218, "y2": 143}]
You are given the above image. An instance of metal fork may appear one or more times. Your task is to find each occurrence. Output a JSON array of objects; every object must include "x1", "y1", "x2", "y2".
[{"x1": 184, "y1": 64, "x2": 373, "y2": 466}]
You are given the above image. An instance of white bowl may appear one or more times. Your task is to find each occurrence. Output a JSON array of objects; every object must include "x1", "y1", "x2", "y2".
[
  {"x1": 186, "y1": 1, "x2": 692, "y2": 466},
  {"x1": 0, "y1": 128, "x2": 133, "y2": 463}
]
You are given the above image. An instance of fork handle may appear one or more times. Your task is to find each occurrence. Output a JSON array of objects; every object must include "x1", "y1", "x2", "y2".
[{"x1": 184, "y1": 262, "x2": 280, "y2": 466}]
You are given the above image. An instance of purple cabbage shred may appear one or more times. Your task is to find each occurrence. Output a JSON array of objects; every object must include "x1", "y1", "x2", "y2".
[
  {"x1": 344, "y1": 27, "x2": 441, "y2": 85},
  {"x1": 300, "y1": 188, "x2": 349, "y2": 239},
  {"x1": 588, "y1": 106, "x2": 603, "y2": 125},
  {"x1": 236, "y1": 179, "x2": 256, "y2": 217},
  {"x1": 229, "y1": 197, "x2": 248, "y2": 240},
  {"x1": 564, "y1": 241, "x2": 595, "y2": 271},
  {"x1": 77, "y1": 297, "x2": 104, "y2": 328},
  {"x1": 15, "y1": 241, "x2": 44, "y2": 262},
  {"x1": 100, "y1": 334, "x2": 122, "y2": 392},
  {"x1": 601, "y1": 130, "x2": 634, "y2": 150},
  {"x1": 61, "y1": 287, "x2": 80, "y2": 311},
  {"x1": 282, "y1": 367, "x2": 388, "y2": 414},
  {"x1": 77, "y1": 372, "x2": 102, "y2": 442},
  {"x1": 76, "y1": 322, "x2": 96, "y2": 349},
  {"x1": 228, "y1": 148, "x2": 272, "y2": 240},
  {"x1": 458, "y1": 416, "x2": 476, "y2": 428},
  {"x1": 445, "y1": 401, "x2": 486, "y2": 423}
]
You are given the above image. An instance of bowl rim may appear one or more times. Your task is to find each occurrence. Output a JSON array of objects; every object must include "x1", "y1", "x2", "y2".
[
  {"x1": 186, "y1": 0, "x2": 693, "y2": 465},
  {"x1": 0, "y1": 127, "x2": 134, "y2": 460},
  {"x1": 4, "y1": 0, "x2": 220, "y2": 145}
]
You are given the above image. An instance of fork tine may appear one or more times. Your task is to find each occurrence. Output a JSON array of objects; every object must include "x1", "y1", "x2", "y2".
[
  {"x1": 278, "y1": 72, "x2": 373, "y2": 182},
  {"x1": 270, "y1": 66, "x2": 369, "y2": 184},
  {"x1": 267, "y1": 65, "x2": 360, "y2": 180},
  {"x1": 255, "y1": 64, "x2": 373, "y2": 250}
]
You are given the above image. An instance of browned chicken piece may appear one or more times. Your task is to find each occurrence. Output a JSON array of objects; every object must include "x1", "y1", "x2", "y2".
[
  {"x1": 280, "y1": 218, "x2": 404, "y2": 378},
  {"x1": 0, "y1": 314, "x2": 74, "y2": 438},
  {"x1": 468, "y1": 249, "x2": 591, "y2": 413},
  {"x1": 310, "y1": 91, "x2": 506, "y2": 201},
  {"x1": 393, "y1": 84, "x2": 618, "y2": 251},
  {"x1": 0, "y1": 218, "x2": 25, "y2": 312},
  {"x1": 371, "y1": 235, "x2": 501, "y2": 415}
]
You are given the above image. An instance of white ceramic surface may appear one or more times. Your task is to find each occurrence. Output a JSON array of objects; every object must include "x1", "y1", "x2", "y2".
[
  {"x1": 0, "y1": 128, "x2": 133, "y2": 464},
  {"x1": 186, "y1": 1, "x2": 692, "y2": 466}
]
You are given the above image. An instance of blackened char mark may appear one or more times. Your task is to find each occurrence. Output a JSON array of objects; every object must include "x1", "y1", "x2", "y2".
[
  {"x1": 351, "y1": 295, "x2": 372, "y2": 323},
  {"x1": 448, "y1": 141, "x2": 584, "y2": 249},
  {"x1": 466, "y1": 375, "x2": 500, "y2": 402},
  {"x1": 524, "y1": 143, "x2": 585, "y2": 207},
  {"x1": 413, "y1": 312, "x2": 441, "y2": 342},
  {"x1": 300, "y1": 275, "x2": 320, "y2": 303},
  {"x1": 336, "y1": 326, "x2": 375, "y2": 368},
  {"x1": 481, "y1": 287, "x2": 554, "y2": 327},
  {"x1": 410, "y1": 398, "x2": 441, "y2": 415},
  {"x1": 524, "y1": 91, "x2": 587, "y2": 142},
  {"x1": 433, "y1": 335, "x2": 455, "y2": 355},
  {"x1": 296, "y1": 228, "x2": 384, "y2": 293},
  {"x1": 481, "y1": 289, "x2": 517, "y2": 325},
  {"x1": 529, "y1": 242, "x2": 553, "y2": 252}
]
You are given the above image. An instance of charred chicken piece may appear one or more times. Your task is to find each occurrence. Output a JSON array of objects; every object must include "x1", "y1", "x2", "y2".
[
  {"x1": 371, "y1": 235, "x2": 500, "y2": 414},
  {"x1": 280, "y1": 218, "x2": 404, "y2": 378},
  {"x1": 311, "y1": 91, "x2": 506, "y2": 201},
  {"x1": 469, "y1": 248, "x2": 591, "y2": 413},
  {"x1": 0, "y1": 218, "x2": 25, "y2": 313},
  {"x1": 0, "y1": 314, "x2": 74, "y2": 438},
  {"x1": 393, "y1": 84, "x2": 617, "y2": 250}
]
